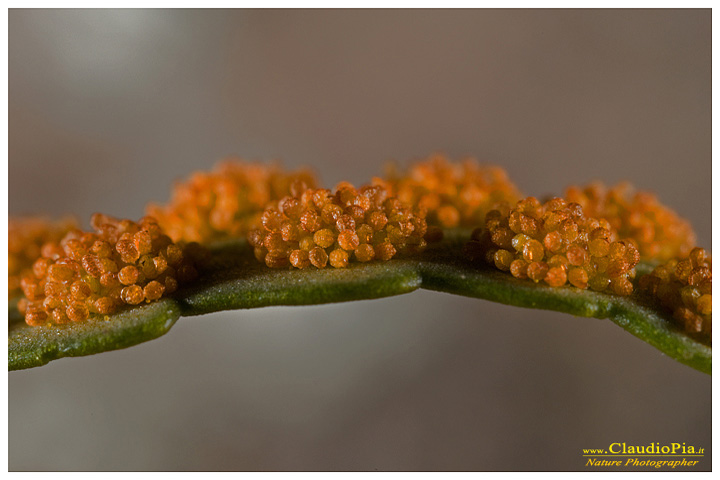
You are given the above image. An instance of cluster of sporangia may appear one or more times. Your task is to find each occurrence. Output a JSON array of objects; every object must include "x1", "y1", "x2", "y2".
[
  {"x1": 565, "y1": 182, "x2": 695, "y2": 262},
  {"x1": 464, "y1": 188, "x2": 709, "y2": 334},
  {"x1": 17, "y1": 214, "x2": 201, "y2": 326},
  {"x1": 248, "y1": 182, "x2": 436, "y2": 269},
  {"x1": 465, "y1": 196, "x2": 641, "y2": 296},
  {"x1": 9, "y1": 216, "x2": 78, "y2": 299},
  {"x1": 9, "y1": 155, "x2": 709, "y2": 334},
  {"x1": 146, "y1": 160, "x2": 317, "y2": 243},
  {"x1": 375, "y1": 154, "x2": 523, "y2": 228},
  {"x1": 639, "y1": 248, "x2": 712, "y2": 334}
]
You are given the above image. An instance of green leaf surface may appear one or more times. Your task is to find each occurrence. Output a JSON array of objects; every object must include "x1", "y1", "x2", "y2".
[
  {"x1": 8, "y1": 231, "x2": 711, "y2": 373},
  {"x1": 9, "y1": 299, "x2": 181, "y2": 371}
]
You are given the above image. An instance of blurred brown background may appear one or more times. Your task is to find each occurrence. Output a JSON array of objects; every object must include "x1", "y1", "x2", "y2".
[{"x1": 8, "y1": 9, "x2": 710, "y2": 471}]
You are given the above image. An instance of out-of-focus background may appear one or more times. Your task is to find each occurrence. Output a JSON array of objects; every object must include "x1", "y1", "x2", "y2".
[{"x1": 8, "y1": 9, "x2": 710, "y2": 471}]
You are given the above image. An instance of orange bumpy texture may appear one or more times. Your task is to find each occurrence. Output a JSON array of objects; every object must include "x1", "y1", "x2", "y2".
[
  {"x1": 565, "y1": 182, "x2": 695, "y2": 261},
  {"x1": 18, "y1": 214, "x2": 200, "y2": 326},
  {"x1": 466, "y1": 196, "x2": 640, "y2": 295},
  {"x1": 146, "y1": 159, "x2": 318, "y2": 243},
  {"x1": 639, "y1": 247, "x2": 711, "y2": 334},
  {"x1": 376, "y1": 154, "x2": 523, "y2": 229},
  {"x1": 9, "y1": 216, "x2": 78, "y2": 298},
  {"x1": 248, "y1": 182, "x2": 431, "y2": 269}
]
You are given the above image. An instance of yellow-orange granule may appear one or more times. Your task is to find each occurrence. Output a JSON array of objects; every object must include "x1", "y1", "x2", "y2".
[
  {"x1": 17, "y1": 214, "x2": 201, "y2": 327},
  {"x1": 638, "y1": 247, "x2": 711, "y2": 334},
  {"x1": 248, "y1": 183, "x2": 431, "y2": 269},
  {"x1": 565, "y1": 182, "x2": 695, "y2": 262},
  {"x1": 9, "y1": 216, "x2": 78, "y2": 299},
  {"x1": 374, "y1": 154, "x2": 523, "y2": 229},
  {"x1": 146, "y1": 159, "x2": 318, "y2": 244},
  {"x1": 466, "y1": 196, "x2": 640, "y2": 295}
]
